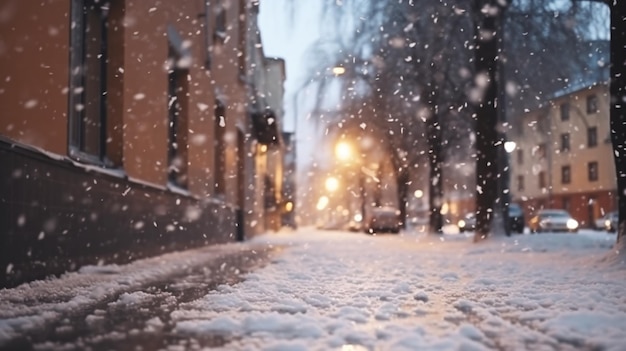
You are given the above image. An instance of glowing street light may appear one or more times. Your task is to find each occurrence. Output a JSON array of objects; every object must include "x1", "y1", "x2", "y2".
[
  {"x1": 316, "y1": 196, "x2": 329, "y2": 211},
  {"x1": 335, "y1": 141, "x2": 354, "y2": 162},
  {"x1": 325, "y1": 176, "x2": 340, "y2": 193},
  {"x1": 332, "y1": 66, "x2": 346, "y2": 76},
  {"x1": 504, "y1": 141, "x2": 517, "y2": 153}
]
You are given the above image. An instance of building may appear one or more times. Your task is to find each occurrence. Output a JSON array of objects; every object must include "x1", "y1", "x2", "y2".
[
  {"x1": 509, "y1": 82, "x2": 616, "y2": 227},
  {"x1": 244, "y1": 4, "x2": 286, "y2": 232},
  {"x1": 281, "y1": 132, "x2": 297, "y2": 228},
  {"x1": 0, "y1": 0, "x2": 281, "y2": 288}
]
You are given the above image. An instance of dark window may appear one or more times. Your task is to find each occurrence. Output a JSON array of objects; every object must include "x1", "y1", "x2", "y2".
[
  {"x1": 534, "y1": 143, "x2": 546, "y2": 158},
  {"x1": 560, "y1": 133, "x2": 570, "y2": 152},
  {"x1": 587, "y1": 94, "x2": 598, "y2": 114},
  {"x1": 69, "y1": 0, "x2": 110, "y2": 164},
  {"x1": 214, "y1": 101, "x2": 227, "y2": 195},
  {"x1": 560, "y1": 102, "x2": 570, "y2": 121},
  {"x1": 201, "y1": 0, "x2": 213, "y2": 69},
  {"x1": 539, "y1": 171, "x2": 546, "y2": 189},
  {"x1": 516, "y1": 149, "x2": 523, "y2": 165},
  {"x1": 214, "y1": 2, "x2": 227, "y2": 43},
  {"x1": 563, "y1": 197, "x2": 571, "y2": 212},
  {"x1": 264, "y1": 175, "x2": 276, "y2": 209},
  {"x1": 517, "y1": 175, "x2": 524, "y2": 191},
  {"x1": 588, "y1": 161, "x2": 599, "y2": 181},
  {"x1": 167, "y1": 45, "x2": 189, "y2": 188},
  {"x1": 238, "y1": 0, "x2": 247, "y2": 73},
  {"x1": 587, "y1": 127, "x2": 598, "y2": 148},
  {"x1": 561, "y1": 165, "x2": 571, "y2": 184}
]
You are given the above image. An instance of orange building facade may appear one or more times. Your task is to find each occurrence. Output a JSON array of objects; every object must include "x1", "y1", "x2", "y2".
[
  {"x1": 509, "y1": 83, "x2": 616, "y2": 227},
  {"x1": 0, "y1": 0, "x2": 282, "y2": 287}
]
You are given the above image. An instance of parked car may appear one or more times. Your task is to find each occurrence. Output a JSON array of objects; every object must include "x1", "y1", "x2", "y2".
[
  {"x1": 604, "y1": 211, "x2": 617, "y2": 233},
  {"x1": 457, "y1": 204, "x2": 524, "y2": 233},
  {"x1": 528, "y1": 209, "x2": 579, "y2": 233},
  {"x1": 365, "y1": 206, "x2": 401, "y2": 234},
  {"x1": 458, "y1": 212, "x2": 476, "y2": 233},
  {"x1": 346, "y1": 213, "x2": 364, "y2": 232},
  {"x1": 508, "y1": 203, "x2": 525, "y2": 233},
  {"x1": 594, "y1": 212, "x2": 612, "y2": 230}
]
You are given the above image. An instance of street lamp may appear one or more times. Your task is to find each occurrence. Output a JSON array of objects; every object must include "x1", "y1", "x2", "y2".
[
  {"x1": 332, "y1": 66, "x2": 346, "y2": 76},
  {"x1": 335, "y1": 141, "x2": 354, "y2": 162},
  {"x1": 500, "y1": 139, "x2": 516, "y2": 237},
  {"x1": 334, "y1": 139, "x2": 366, "y2": 227},
  {"x1": 504, "y1": 141, "x2": 516, "y2": 154},
  {"x1": 316, "y1": 196, "x2": 329, "y2": 211},
  {"x1": 325, "y1": 176, "x2": 340, "y2": 193}
]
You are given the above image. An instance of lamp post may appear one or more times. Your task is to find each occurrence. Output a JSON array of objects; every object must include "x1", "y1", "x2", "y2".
[
  {"x1": 325, "y1": 176, "x2": 340, "y2": 193},
  {"x1": 503, "y1": 141, "x2": 517, "y2": 236},
  {"x1": 335, "y1": 140, "x2": 366, "y2": 225}
]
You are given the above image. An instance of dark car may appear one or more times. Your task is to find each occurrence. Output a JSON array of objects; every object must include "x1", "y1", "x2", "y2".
[
  {"x1": 528, "y1": 209, "x2": 579, "y2": 233},
  {"x1": 365, "y1": 206, "x2": 401, "y2": 234},
  {"x1": 458, "y1": 204, "x2": 524, "y2": 233},
  {"x1": 457, "y1": 212, "x2": 476, "y2": 233},
  {"x1": 508, "y1": 203, "x2": 525, "y2": 233}
]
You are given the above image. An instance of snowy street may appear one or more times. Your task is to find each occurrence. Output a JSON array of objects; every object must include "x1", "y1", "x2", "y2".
[{"x1": 1, "y1": 228, "x2": 625, "y2": 351}]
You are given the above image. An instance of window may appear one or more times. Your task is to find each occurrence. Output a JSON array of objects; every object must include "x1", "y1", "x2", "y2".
[
  {"x1": 560, "y1": 133, "x2": 570, "y2": 152},
  {"x1": 588, "y1": 161, "x2": 599, "y2": 181},
  {"x1": 539, "y1": 171, "x2": 546, "y2": 189},
  {"x1": 561, "y1": 165, "x2": 571, "y2": 184},
  {"x1": 534, "y1": 143, "x2": 546, "y2": 158},
  {"x1": 214, "y1": 2, "x2": 227, "y2": 43},
  {"x1": 560, "y1": 102, "x2": 570, "y2": 121},
  {"x1": 587, "y1": 127, "x2": 598, "y2": 148},
  {"x1": 516, "y1": 149, "x2": 523, "y2": 165},
  {"x1": 166, "y1": 26, "x2": 191, "y2": 188},
  {"x1": 563, "y1": 197, "x2": 571, "y2": 212},
  {"x1": 214, "y1": 100, "x2": 227, "y2": 195},
  {"x1": 201, "y1": 0, "x2": 213, "y2": 69},
  {"x1": 587, "y1": 94, "x2": 598, "y2": 114},
  {"x1": 69, "y1": 0, "x2": 111, "y2": 164},
  {"x1": 517, "y1": 175, "x2": 524, "y2": 191},
  {"x1": 238, "y1": 0, "x2": 248, "y2": 74}
]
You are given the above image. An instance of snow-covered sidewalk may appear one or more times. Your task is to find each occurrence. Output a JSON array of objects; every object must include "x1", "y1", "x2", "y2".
[
  {"x1": 1, "y1": 228, "x2": 625, "y2": 350},
  {"x1": 172, "y1": 229, "x2": 625, "y2": 350}
]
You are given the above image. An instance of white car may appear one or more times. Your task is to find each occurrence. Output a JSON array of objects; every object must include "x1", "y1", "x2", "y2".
[
  {"x1": 529, "y1": 209, "x2": 579, "y2": 233},
  {"x1": 604, "y1": 212, "x2": 617, "y2": 233}
]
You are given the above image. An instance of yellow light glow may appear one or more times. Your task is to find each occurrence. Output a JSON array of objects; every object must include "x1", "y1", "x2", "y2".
[
  {"x1": 260, "y1": 144, "x2": 268, "y2": 153},
  {"x1": 284, "y1": 201, "x2": 293, "y2": 212},
  {"x1": 325, "y1": 176, "x2": 340, "y2": 192},
  {"x1": 440, "y1": 202, "x2": 449, "y2": 215},
  {"x1": 332, "y1": 66, "x2": 346, "y2": 75},
  {"x1": 335, "y1": 141, "x2": 353, "y2": 161},
  {"x1": 414, "y1": 190, "x2": 424, "y2": 198},
  {"x1": 316, "y1": 196, "x2": 329, "y2": 211}
]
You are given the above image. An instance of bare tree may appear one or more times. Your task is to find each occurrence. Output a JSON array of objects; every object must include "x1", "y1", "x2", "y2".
[{"x1": 288, "y1": 0, "x2": 611, "y2": 240}]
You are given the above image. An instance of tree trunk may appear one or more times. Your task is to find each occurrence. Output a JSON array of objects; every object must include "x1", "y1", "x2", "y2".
[
  {"x1": 608, "y1": 2, "x2": 626, "y2": 249},
  {"x1": 396, "y1": 169, "x2": 410, "y2": 229},
  {"x1": 473, "y1": 0, "x2": 502, "y2": 242},
  {"x1": 426, "y1": 91, "x2": 444, "y2": 234}
]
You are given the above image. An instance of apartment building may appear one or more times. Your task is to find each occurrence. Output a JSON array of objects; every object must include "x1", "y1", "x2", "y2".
[
  {"x1": 0, "y1": 0, "x2": 282, "y2": 287},
  {"x1": 510, "y1": 83, "x2": 616, "y2": 227}
]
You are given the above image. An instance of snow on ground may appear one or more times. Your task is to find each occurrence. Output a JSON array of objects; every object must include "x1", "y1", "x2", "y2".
[
  {"x1": 1, "y1": 227, "x2": 625, "y2": 350},
  {"x1": 166, "y1": 228, "x2": 626, "y2": 350}
]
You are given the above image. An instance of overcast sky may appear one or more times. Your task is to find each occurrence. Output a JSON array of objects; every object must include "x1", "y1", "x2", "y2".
[{"x1": 258, "y1": 0, "x2": 325, "y2": 168}]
